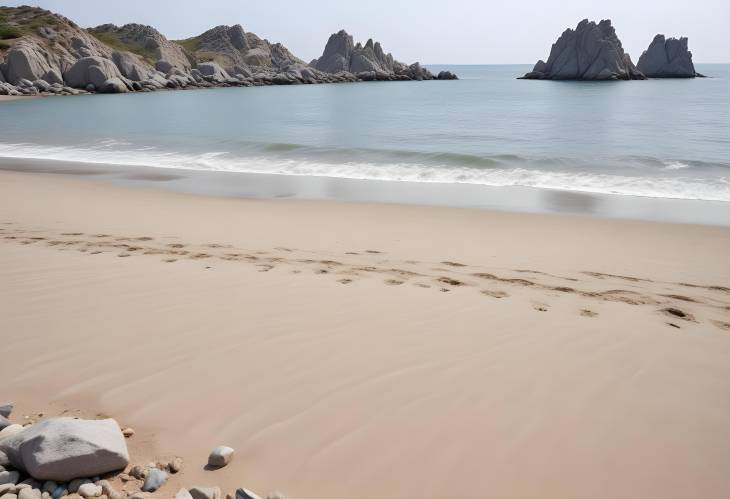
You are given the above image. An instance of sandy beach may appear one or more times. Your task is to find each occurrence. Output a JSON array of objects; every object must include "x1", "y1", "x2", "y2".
[{"x1": 1, "y1": 169, "x2": 729, "y2": 499}]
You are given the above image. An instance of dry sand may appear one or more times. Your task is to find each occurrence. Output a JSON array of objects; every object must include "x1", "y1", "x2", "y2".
[
  {"x1": 0, "y1": 95, "x2": 37, "y2": 102},
  {"x1": 1, "y1": 170, "x2": 729, "y2": 499}
]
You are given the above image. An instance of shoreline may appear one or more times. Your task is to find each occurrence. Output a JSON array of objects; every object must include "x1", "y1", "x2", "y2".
[
  {"x1": 1, "y1": 169, "x2": 729, "y2": 498},
  {"x1": 1, "y1": 157, "x2": 728, "y2": 227}
]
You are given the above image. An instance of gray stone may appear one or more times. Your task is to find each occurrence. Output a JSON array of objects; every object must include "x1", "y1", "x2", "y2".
[
  {"x1": 207, "y1": 446, "x2": 234, "y2": 467},
  {"x1": 0, "y1": 417, "x2": 10, "y2": 432},
  {"x1": 195, "y1": 62, "x2": 230, "y2": 82},
  {"x1": 141, "y1": 469, "x2": 166, "y2": 492},
  {"x1": 235, "y1": 489, "x2": 261, "y2": 499},
  {"x1": 0, "y1": 471, "x2": 20, "y2": 486},
  {"x1": 63, "y1": 57, "x2": 125, "y2": 89},
  {"x1": 637, "y1": 35, "x2": 699, "y2": 78},
  {"x1": 189, "y1": 487, "x2": 221, "y2": 499},
  {"x1": 1, "y1": 493, "x2": 18, "y2": 499},
  {"x1": 90, "y1": 24, "x2": 191, "y2": 72},
  {"x1": 0, "y1": 484, "x2": 15, "y2": 495},
  {"x1": 50, "y1": 486, "x2": 66, "y2": 499},
  {"x1": 98, "y1": 78, "x2": 129, "y2": 94},
  {"x1": 112, "y1": 52, "x2": 154, "y2": 82},
  {"x1": 5, "y1": 42, "x2": 56, "y2": 84},
  {"x1": 67, "y1": 480, "x2": 90, "y2": 494},
  {"x1": 40, "y1": 483, "x2": 55, "y2": 495},
  {"x1": 32, "y1": 80, "x2": 51, "y2": 92},
  {"x1": 76, "y1": 483, "x2": 101, "y2": 498},
  {"x1": 0, "y1": 418, "x2": 129, "y2": 482},
  {"x1": 175, "y1": 489, "x2": 193, "y2": 499},
  {"x1": 521, "y1": 19, "x2": 645, "y2": 80}
]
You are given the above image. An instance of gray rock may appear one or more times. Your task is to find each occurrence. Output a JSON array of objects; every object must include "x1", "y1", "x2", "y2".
[
  {"x1": 0, "y1": 418, "x2": 129, "y2": 482},
  {"x1": 521, "y1": 19, "x2": 645, "y2": 80},
  {"x1": 0, "y1": 402, "x2": 13, "y2": 418},
  {"x1": 32, "y1": 80, "x2": 51, "y2": 92},
  {"x1": 141, "y1": 469, "x2": 167, "y2": 492},
  {"x1": 0, "y1": 483, "x2": 15, "y2": 495},
  {"x1": 112, "y1": 52, "x2": 155, "y2": 82},
  {"x1": 175, "y1": 489, "x2": 194, "y2": 499},
  {"x1": 63, "y1": 57, "x2": 126, "y2": 89},
  {"x1": 0, "y1": 471, "x2": 20, "y2": 486},
  {"x1": 189, "y1": 486, "x2": 221, "y2": 499},
  {"x1": 437, "y1": 70, "x2": 458, "y2": 80},
  {"x1": 42, "y1": 69, "x2": 63, "y2": 85},
  {"x1": 637, "y1": 35, "x2": 699, "y2": 78},
  {"x1": 40, "y1": 483, "x2": 55, "y2": 495},
  {"x1": 5, "y1": 42, "x2": 57, "y2": 84},
  {"x1": 17, "y1": 488, "x2": 41, "y2": 499},
  {"x1": 49, "y1": 486, "x2": 66, "y2": 499},
  {"x1": 76, "y1": 483, "x2": 101, "y2": 498},
  {"x1": 67, "y1": 480, "x2": 90, "y2": 494},
  {"x1": 207, "y1": 446, "x2": 234, "y2": 467},
  {"x1": 196, "y1": 62, "x2": 230, "y2": 82},
  {"x1": 235, "y1": 489, "x2": 261, "y2": 499},
  {"x1": 99, "y1": 78, "x2": 129, "y2": 94},
  {"x1": 89, "y1": 24, "x2": 191, "y2": 72},
  {"x1": 1, "y1": 493, "x2": 18, "y2": 499},
  {"x1": 0, "y1": 417, "x2": 10, "y2": 432},
  {"x1": 0, "y1": 67, "x2": 5, "y2": 83}
]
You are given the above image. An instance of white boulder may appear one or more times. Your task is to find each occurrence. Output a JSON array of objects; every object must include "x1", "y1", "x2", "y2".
[{"x1": 0, "y1": 418, "x2": 129, "y2": 482}]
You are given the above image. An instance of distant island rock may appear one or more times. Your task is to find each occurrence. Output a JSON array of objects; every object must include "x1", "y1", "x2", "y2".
[
  {"x1": 312, "y1": 30, "x2": 457, "y2": 81},
  {"x1": 637, "y1": 35, "x2": 703, "y2": 78},
  {"x1": 0, "y1": 6, "x2": 456, "y2": 98},
  {"x1": 521, "y1": 19, "x2": 646, "y2": 80}
]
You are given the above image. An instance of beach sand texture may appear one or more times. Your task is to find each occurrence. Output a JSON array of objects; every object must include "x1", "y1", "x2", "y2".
[{"x1": 1, "y1": 170, "x2": 729, "y2": 499}]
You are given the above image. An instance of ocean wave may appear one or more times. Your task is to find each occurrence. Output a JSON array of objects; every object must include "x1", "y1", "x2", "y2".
[{"x1": 0, "y1": 141, "x2": 729, "y2": 202}]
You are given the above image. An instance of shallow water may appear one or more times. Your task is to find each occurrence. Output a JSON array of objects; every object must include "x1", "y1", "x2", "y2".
[{"x1": 1, "y1": 64, "x2": 729, "y2": 202}]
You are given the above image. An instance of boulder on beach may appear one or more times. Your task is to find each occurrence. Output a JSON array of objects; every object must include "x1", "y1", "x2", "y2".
[
  {"x1": 521, "y1": 19, "x2": 646, "y2": 80},
  {"x1": 63, "y1": 57, "x2": 128, "y2": 91},
  {"x1": 189, "y1": 486, "x2": 221, "y2": 499},
  {"x1": 637, "y1": 35, "x2": 701, "y2": 78},
  {"x1": 0, "y1": 404, "x2": 13, "y2": 418},
  {"x1": 0, "y1": 417, "x2": 130, "y2": 482}
]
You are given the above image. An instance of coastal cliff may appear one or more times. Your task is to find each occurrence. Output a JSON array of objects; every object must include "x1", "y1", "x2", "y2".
[
  {"x1": 521, "y1": 19, "x2": 646, "y2": 80},
  {"x1": 0, "y1": 6, "x2": 455, "y2": 98},
  {"x1": 637, "y1": 35, "x2": 702, "y2": 78}
]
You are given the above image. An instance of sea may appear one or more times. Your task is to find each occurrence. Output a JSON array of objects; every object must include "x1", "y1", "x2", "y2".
[{"x1": 1, "y1": 64, "x2": 729, "y2": 224}]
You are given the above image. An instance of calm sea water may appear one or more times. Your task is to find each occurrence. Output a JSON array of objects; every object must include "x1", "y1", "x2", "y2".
[{"x1": 1, "y1": 64, "x2": 729, "y2": 202}]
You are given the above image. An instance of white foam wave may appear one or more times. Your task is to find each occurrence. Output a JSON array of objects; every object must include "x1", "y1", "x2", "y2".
[{"x1": 1, "y1": 141, "x2": 729, "y2": 202}]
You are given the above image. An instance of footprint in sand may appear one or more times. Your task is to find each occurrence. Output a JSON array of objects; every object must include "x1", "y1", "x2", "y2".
[
  {"x1": 164, "y1": 259, "x2": 177, "y2": 263},
  {"x1": 118, "y1": 253, "x2": 131, "y2": 258},
  {"x1": 482, "y1": 290, "x2": 509, "y2": 299},
  {"x1": 338, "y1": 278, "x2": 353, "y2": 285},
  {"x1": 533, "y1": 303, "x2": 549, "y2": 312},
  {"x1": 711, "y1": 320, "x2": 730, "y2": 332},
  {"x1": 580, "y1": 309, "x2": 598, "y2": 318},
  {"x1": 385, "y1": 279, "x2": 404, "y2": 286}
]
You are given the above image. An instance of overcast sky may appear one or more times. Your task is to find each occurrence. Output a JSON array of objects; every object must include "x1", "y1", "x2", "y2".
[{"x1": 3, "y1": 0, "x2": 728, "y2": 63}]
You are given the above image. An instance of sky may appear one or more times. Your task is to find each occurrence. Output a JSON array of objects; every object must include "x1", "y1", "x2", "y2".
[{"x1": 2, "y1": 0, "x2": 728, "y2": 64}]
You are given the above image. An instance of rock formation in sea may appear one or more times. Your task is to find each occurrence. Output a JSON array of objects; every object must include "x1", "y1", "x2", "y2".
[
  {"x1": 521, "y1": 19, "x2": 646, "y2": 80},
  {"x1": 637, "y1": 35, "x2": 702, "y2": 78},
  {"x1": 0, "y1": 6, "x2": 456, "y2": 99},
  {"x1": 312, "y1": 29, "x2": 457, "y2": 81}
]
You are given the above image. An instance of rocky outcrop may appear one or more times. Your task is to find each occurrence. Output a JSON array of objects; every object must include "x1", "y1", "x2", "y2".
[
  {"x1": 177, "y1": 24, "x2": 303, "y2": 73},
  {"x1": 522, "y1": 19, "x2": 645, "y2": 80},
  {"x1": 89, "y1": 23, "x2": 192, "y2": 72},
  {"x1": 63, "y1": 56, "x2": 130, "y2": 92},
  {"x1": 312, "y1": 30, "x2": 454, "y2": 81},
  {"x1": 0, "y1": 417, "x2": 130, "y2": 481},
  {"x1": 637, "y1": 35, "x2": 701, "y2": 78},
  {"x1": 0, "y1": 6, "x2": 457, "y2": 99}
]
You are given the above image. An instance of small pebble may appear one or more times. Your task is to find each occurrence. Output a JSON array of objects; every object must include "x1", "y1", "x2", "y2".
[
  {"x1": 67, "y1": 480, "x2": 90, "y2": 494},
  {"x1": 235, "y1": 489, "x2": 261, "y2": 499},
  {"x1": 77, "y1": 483, "x2": 101, "y2": 498},
  {"x1": 121, "y1": 428, "x2": 134, "y2": 438},
  {"x1": 208, "y1": 446, "x2": 235, "y2": 468},
  {"x1": 141, "y1": 469, "x2": 167, "y2": 492}
]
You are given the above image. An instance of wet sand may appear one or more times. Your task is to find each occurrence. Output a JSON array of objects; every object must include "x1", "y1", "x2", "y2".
[{"x1": 1, "y1": 169, "x2": 729, "y2": 499}]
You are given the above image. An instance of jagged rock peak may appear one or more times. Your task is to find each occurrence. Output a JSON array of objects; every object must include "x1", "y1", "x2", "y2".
[
  {"x1": 637, "y1": 35, "x2": 701, "y2": 78},
  {"x1": 521, "y1": 19, "x2": 646, "y2": 80},
  {"x1": 178, "y1": 24, "x2": 303, "y2": 72}
]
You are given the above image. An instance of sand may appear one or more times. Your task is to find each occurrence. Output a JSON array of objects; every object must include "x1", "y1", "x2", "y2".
[
  {"x1": 1, "y1": 169, "x2": 729, "y2": 499},
  {"x1": 0, "y1": 95, "x2": 37, "y2": 102}
]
